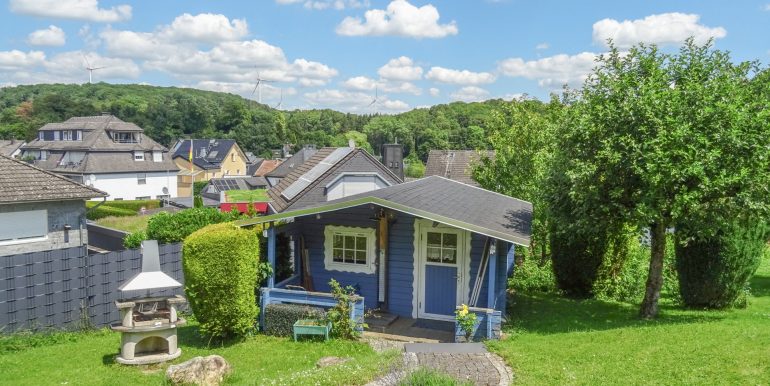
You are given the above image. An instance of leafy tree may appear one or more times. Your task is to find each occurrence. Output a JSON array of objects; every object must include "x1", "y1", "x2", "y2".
[
  {"x1": 474, "y1": 99, "x2": 558, "y2": 263},
  {"x1": 404, "y1": 154, "x2": 425, "y2": 178},
  {"x1": 558, "y1": 39, "x2": 770, "y2": 318}
]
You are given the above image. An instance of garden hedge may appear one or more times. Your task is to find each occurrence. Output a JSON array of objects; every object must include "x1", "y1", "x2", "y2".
[
  {"x1": 86, "y1": 206, "x2": 137, "y2": 220},
  {"x1": 263, "y1": 304, "x2": 326, "y2": 337},
  {"x1": 676, "y1": 221, "x2": 768, "y2": 309},
  {"x1": 183, "y1": 222, "x2": 260, "y2": 337},
  {"x1": 550, "y1": 228, "x2": 607, "y2": 298},
  {"x1": 146, "y1": 207, "x2": 241, "y2": 244}
]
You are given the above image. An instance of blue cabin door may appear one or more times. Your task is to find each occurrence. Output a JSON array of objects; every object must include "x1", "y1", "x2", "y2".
[{"x1": 417, "y1": 223, "x2": 467, "y2": 321}]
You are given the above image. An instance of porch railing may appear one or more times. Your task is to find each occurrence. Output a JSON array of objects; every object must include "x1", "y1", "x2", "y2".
[{"x1": 259, "y1": 287, "x2": 365, "y2": 332}]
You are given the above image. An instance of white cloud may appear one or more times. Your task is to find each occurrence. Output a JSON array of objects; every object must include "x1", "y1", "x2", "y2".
[
  {"x1": 45, "y1": 51, "x2": 141, "y2": 81},
  {"x1": 211, "y1": 40, "x2": 287, "y2": 67},
  {"x1": 378, "y1": 56, "x2": 422, "y2": 80},
  {"x1": 429, "y1": 87, "x2": 440, "y2": 97},
  {"x1": 192, "y1": 81, "x2": 296, "y2": 100},
  {"x1": 535, "y1": 42, "x2": 549, "y2": 50},
  {"x1": 336, "y1": 0, "x2": 458, "y2": 39},
  {"x1": 9, "y1": 0, "x2": 131, "y2": 22},
  {"x1": 276, "y1": 0, "x2": 369, "y2": 9},
  {"x1": 592, "y1": 13, "x2": 726, "y2": 49},
  {"x1": 27, "y1": 25, "x2": 66, "y2": 47},
  {"x1": 0, "y1": 50, "x2": 46, "y2": 71},
  {"x1": 764, "y1": 3, "x2": 770, "y2": 11},
  {"x1": 498, "y1": 52, "x2": 598, "y2": 87},
  {"x1": 426, "y1": 66, "x2": 496, "y2": 85},
  {"x1": 450, "y1": 86, "x2": 489, "y2": 102},
  {"x1": 343, "y1": 76, "x2": 378, "y2": 91},
  {"x1": 159, "y1": 13, "x2": 249, "y2": 43},
  {"x1": 304, "y1": 89, "x2": 409, "y2": 113},
  {"x1": 100, "y1": 28, "x2": 184, "y2": 60},
  {"x1": 342, "y1": 75, "x2": 420, "y2": 95}
]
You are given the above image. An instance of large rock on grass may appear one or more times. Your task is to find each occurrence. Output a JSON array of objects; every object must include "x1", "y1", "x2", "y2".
[{"x1": 166, "y1": 355, "x2": 231, "y2": 386}]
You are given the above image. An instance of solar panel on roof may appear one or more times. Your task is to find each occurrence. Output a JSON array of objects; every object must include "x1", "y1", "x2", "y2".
[{"x1": 281, "y1": 147, "x2": 353, "y2": 201}]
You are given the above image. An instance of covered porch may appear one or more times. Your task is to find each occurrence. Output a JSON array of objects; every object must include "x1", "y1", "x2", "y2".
[{"x1": 236, "y1": 176, "x2": 532, "y2": 341}]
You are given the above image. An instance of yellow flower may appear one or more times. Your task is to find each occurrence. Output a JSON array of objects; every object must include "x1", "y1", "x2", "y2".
[{"x1": 458, "y1": 304, "x2": 469, "y2": 317}]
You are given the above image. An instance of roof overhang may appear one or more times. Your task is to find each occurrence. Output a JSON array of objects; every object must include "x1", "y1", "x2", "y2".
[{"x1": 235, "y1": 196, "x2": 530, "y2": 246}]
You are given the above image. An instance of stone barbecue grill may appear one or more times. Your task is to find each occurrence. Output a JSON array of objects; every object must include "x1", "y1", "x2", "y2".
[{"x1": 111, "y1": 240, "x2": 186, "y2": 365}]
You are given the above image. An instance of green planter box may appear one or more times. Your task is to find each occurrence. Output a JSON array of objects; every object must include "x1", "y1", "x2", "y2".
[{"x1": 293, "y1": 319, "x2": 332, "y2": 341}]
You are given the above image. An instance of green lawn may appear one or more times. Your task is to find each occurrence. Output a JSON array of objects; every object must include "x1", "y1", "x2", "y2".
[
  {"x1": 95, "y1": 215, "x2": 151, "y2": 233},
  {"x1": 225, "y1": 189, "x2": 269, "y2": 203},
  {"x1": 0, "y1": 322, "x2": 397, "y2": 386},
  {"x1": 487, "y1": 256, "x2": 770, "y2": 385}
]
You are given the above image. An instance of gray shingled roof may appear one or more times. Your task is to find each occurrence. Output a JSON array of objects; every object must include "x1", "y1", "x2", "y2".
[
  {"x1": 424, "y1": 150, "x2": 495, "y2": 187},
  {"x1": 172, "y1": 139, "x2": 243, "y2": 170},
  {"x1": 23, "y1": 115, "x2": 166, "y2": 152},
  {"x1": 266, "y1": 147, "x2": 402, "y2": 213},
  {"x1": 0, "y1": 140, "x2": 25, "y2": 156},
  {"x1": 265, "y1": 146, "x2": 318, "y2": 178},
  {"x1": 0, "y1": 154, "x2": 107, "y2": 203},
  {"x1": 239, "y1": 175, "x2": 532, "y2": 246}
]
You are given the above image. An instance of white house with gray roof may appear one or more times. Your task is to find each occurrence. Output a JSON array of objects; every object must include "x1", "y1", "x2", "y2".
[{"x1": 21, "y1": 115, "x2": 179, "y2": 201}]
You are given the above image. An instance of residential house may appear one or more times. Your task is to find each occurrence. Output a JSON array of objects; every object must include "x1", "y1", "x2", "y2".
[
  {"x1": 264, "y1": 145, "x2": 318, "y2": 187},
  {"x1": 20, "y1": 115, "x2": 179, "y2": 201},
  {"x1": 172, "y1": 139, "x2": 250, "y2": 196},
  {"x1": 0, "y1": 154, "x2": 106, "y2": 255},
  {"x1": 424, "y1": 150, "x2": 495, "y2": 187},
  {"x1": 236, "y1": 145, "x2": 531, "y2": 341},
  {"x1": 0, "y1": 139, "x2": 25, "y2": 157},
  {"x1": 239, "y1": 175, "x2": 531, "y2": 341},
  {"x1": 253, "y1": 159, "x2": 281, "y2": 178}
]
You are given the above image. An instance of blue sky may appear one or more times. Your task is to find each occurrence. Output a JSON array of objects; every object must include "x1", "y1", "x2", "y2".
[{"x1": 1, "y1": 0, "x2": 768, "y2": 112}]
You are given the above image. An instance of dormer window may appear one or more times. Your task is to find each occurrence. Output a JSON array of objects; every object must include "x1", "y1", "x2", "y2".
[
  {"x1": 134, "y1": 151, "x2": 145, "y2": 161},
  {"x1": 114, "y1": 132, "x2": 139, "y2": 143}
]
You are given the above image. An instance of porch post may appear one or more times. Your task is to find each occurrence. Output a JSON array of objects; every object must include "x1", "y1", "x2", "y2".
[
  {"x1": 267, "y1": 222, "x2": 276, "y2": 289},
  {"x1": 487, "y1": 239, "x2": 497, "y2": 308}
]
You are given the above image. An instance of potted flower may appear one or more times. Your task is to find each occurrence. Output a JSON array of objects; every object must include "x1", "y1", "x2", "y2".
[{"x1": 455, "y1": 304, "x2": 478, "y2": 342}]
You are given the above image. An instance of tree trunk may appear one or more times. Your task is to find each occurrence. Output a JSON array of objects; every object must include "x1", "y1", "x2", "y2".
[{"x1": 640, "y1": 221, "x2": 666, "y2": 319}]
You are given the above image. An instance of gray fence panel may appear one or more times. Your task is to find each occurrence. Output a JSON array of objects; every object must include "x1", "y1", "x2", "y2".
[{"x1": 0, "y1": 243, "x2": 185, "y2": 333}]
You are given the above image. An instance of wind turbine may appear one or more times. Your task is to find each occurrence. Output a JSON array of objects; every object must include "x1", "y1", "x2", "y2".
[
  {"x1": 367, "y1": 85, "x2": 380, "y2": 114},
  {"x1": 82, "y1": 53, "x2": 106, "y2": 84},
  {"x1": 274, "y1": 88, "x2": 283, "y2": 109},
  {"x1": 250, "y1": 72, "x2": 274, "y2": 104}
]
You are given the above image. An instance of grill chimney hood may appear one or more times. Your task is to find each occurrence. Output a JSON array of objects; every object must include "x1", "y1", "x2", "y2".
[{"x1": 118, "y1": 240, "x2": 182, "y2": 292}]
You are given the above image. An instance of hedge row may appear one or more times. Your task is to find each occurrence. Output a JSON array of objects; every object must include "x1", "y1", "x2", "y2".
[
  {"x1": 87, "y1": 206, "x2": 137, "y2": 220},
  {"x1": 263, "y1": 304, "x2": 326, "y2": 337}
]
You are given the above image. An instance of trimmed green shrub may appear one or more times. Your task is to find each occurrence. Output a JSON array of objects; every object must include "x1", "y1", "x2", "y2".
[
  {"x1": 511, "y1": 253, "x2": 556, "y2": 293},
  {"x1": 122, "y1": 230, "x2": 146, "y2": 249},
  {"x1": 183, "y1": 222, "x2": 260, "y2": 338},
  {"x1": 146, "y1": 207, "x2": 241, "y2": 244},
  {"x1": 263, "y1": 304, "x2": 326, "y2": 337},
  {"x1": 193, "y1": 180, "x2": 208, "y2": 196},
  {"x1": 193, "y1": 195, "x2": 203, "y2": 208},
  {"x1": 550, "y1": 228, "x2": 607, "y2": 298},
  {"x1": 86, "y1": 205, "x2": 136, "y2": 220},
  {"x1": 676, "y1": 220, "x2": 768, "y2": 309}
]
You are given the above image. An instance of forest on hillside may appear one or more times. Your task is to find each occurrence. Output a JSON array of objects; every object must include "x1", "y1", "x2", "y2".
[{"x1": 0, "y1": 83, "x2": 524, "y2": 161}]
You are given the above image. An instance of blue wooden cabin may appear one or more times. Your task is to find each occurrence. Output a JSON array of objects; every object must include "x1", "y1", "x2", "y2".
[{"x1": 237, "y1": 156, "x2": 532, "y2": 340}]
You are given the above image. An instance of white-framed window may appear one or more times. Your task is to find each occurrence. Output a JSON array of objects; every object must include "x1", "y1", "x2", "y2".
[
  {"x1": 134, "y1": 151, "x2": 144, "y2": 161},
  {"x1": 156, "y1": 194, "x2": 170, "y2": 199},
  {"x1": 137, "y1": 173, "x2": 147, "y2": 185},
  {"x1": 323, "y1": 225, "x2": 376, "y2": 274},
  {"x1": 325, "y1": 173, "x2": 391, "y2": 201},
  {"x1": 152, "y1": 151, "x2": 162, "y2": 162},
  {"x1": 0, "y1": 210, "x2": 48, "y2": 245},
  {"x1": 135, "y1": 196, "x2": 151, "y2": 200}
]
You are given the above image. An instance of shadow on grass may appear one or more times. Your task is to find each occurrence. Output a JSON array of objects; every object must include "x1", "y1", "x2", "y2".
[
  {"x1": 504, "y1": 291, "x2": 724, "y2": 335},
  {"x1": 749, "y1": 274, "x2": 770, "y2": 297},
  {"x1": 175, "y1": 324, "x2": 247, "y2": 350}
]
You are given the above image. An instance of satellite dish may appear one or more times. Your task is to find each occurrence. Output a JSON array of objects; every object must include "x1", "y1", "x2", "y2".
[{"x1": 162, "y1": 187, "x2": 169, "y2": 195}]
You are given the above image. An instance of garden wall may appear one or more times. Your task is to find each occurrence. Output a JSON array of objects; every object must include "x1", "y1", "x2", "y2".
[{"x1": 0, "y1": 243, "x2": 184, "y2": 333}]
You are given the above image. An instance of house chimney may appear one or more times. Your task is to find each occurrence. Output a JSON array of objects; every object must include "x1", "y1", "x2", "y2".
[{"x1": 381, "y1": 144, "x2": 404, "y2": 181}]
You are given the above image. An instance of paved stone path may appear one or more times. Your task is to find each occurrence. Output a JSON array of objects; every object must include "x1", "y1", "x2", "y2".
[{"x1": 365, "y1": 340, "x2": 513, "y2": 386}]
